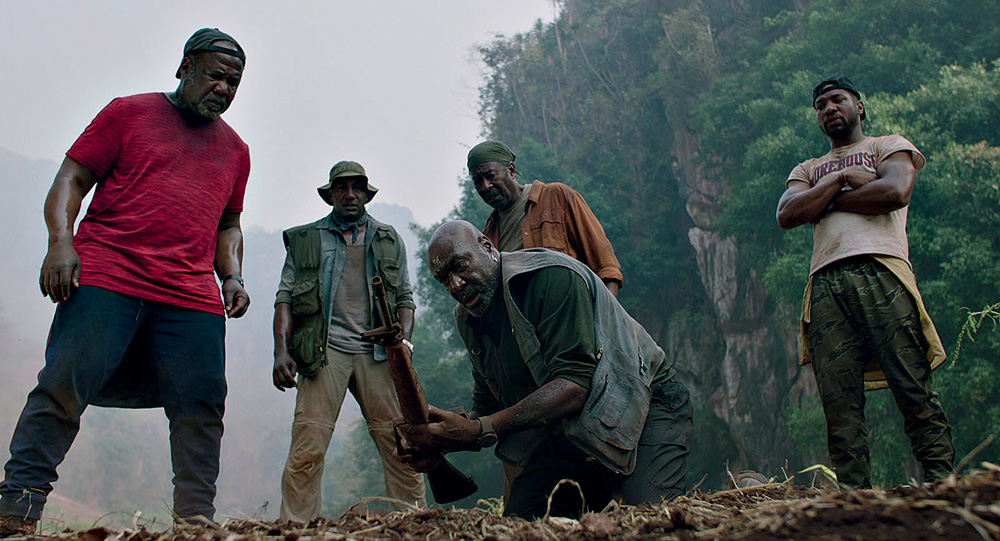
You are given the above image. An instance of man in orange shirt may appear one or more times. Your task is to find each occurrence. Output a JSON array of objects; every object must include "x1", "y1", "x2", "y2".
[{"x1": 467, "y1": 140, "x2": 623, "y2": 296}]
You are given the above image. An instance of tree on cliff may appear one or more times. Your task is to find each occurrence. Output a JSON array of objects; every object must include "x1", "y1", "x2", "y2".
[{"x1": 411, "y1": 0, "x2": 1000, "y2": 490}]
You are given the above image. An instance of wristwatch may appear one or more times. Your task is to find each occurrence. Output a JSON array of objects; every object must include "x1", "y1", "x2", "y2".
[
  {"x1": 477, "y1": 415, "x2": 498, "y2": 448},
  {"x1": 222, "y1": 275, "x2": 244, "y2": 287}
]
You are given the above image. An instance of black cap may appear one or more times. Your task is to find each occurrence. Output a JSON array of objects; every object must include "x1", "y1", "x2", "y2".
[
  {"x1": 813, "y1": 75, "x2": 865, "y2": 121},
  {"x1": 176, "y1": 28, "x2": 245, "y2": 78}
]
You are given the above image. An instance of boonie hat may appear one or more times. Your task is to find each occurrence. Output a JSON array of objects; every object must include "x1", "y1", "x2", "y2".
[
  {"x1": 318, "y1": 161, "x2": 379, "y2": 205},
  {"x1": 813, "y1": 75, "x2": 866, "y2": 121}
]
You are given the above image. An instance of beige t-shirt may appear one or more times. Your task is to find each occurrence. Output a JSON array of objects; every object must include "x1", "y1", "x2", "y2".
[
  {"x1": 786, "y1": 135, "x2": 926, "y2": 275},
  {"x1": 497, "y1": 183, "x2": 533, "y2": 252}
]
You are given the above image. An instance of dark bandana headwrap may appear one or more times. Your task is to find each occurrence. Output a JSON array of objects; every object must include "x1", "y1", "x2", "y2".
[
  {"x1": 467, "y1": 140, "x2": 516, "y2": 172},
  {"x1": 331, "y1": 211, "x2": 369, "y2": 244},
  {"x1": 176, "y1": 28, "x2": 245, "y2": 78}
]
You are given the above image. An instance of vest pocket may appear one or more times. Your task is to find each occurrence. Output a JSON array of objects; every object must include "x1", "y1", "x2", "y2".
[
  {"x1": 289, "y1": 324, "x2": 325, "y2": 377},
  {"x1": 291, "y1": 279, "x2": 321, "y2": 316},
  {"x1": 379, "y1": 262, "x2": 402, "y2": 289},
  {"x1": 590, "y1": 367, "x2": 651, "y2": 451}
]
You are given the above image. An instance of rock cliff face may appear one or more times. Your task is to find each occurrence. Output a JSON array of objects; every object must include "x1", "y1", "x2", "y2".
[{"x1": 673, "y1": 127, "x2": 815, "y2": 473}]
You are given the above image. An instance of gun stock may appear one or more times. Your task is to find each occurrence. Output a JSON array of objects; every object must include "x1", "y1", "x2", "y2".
[{"x1": 361, "y1": 276, "x2": 478, "y2": 503}]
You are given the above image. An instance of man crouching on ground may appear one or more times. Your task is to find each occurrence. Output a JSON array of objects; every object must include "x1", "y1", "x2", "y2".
[{"x1": 400, "y1": 220, "x2": 692, "y2": 519}]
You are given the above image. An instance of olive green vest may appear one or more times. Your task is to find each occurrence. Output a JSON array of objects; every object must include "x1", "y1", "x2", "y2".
[
  {"x1": 456, "y1": 249, "x2": 672, "y2": 475},
  {"x1": 282, "y1": 221, "x2": 403, "y2": 377}
]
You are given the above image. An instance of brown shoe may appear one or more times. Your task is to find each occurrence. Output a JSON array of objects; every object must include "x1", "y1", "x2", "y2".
[{"x1": 0, "y1": 515, "x2": 37, "y2": 538}]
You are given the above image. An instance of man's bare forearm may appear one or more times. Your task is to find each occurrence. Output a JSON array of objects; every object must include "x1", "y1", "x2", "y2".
[
  {"x1": 489, "y1": 378, "x2": 588, "y2": 438},
  {"x1": 273, "y1": 302, "x2": 293, "y2": 354},
  {"x1": 776, "y1": 175, "x2": 844, "y2": 229},
  {"x1": 44, "y1": 158, "x2": 97, "y2": 245},
  {"x1": 214, "y1": 213, "x2": 244, "y2": 278},
  {"x1": 832, "y1": 152, "x2": 916, "y2": 216},
  {"x1": 397, "y1": 306, "x2": 414, "y2": 341}
]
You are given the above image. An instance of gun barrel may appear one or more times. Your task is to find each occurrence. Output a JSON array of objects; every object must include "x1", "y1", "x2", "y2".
[{"x1": 365, "y1": 277, "x2": 478, "y2": 503}]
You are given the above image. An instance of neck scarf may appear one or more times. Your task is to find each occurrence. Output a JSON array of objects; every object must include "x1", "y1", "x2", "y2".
[{"x1": 331, "y1": 211, "x2": 368, "y2": 244}]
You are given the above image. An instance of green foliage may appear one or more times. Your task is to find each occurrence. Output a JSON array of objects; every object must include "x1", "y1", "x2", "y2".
[
  {"x1": 687, "y1": 402, "x2": 740, "y2": 488},
  {"x1": 391, "y1": 0, "x2": 1000, "y2": 503},
  {"x1": 953, "y1": 303, "x2": 1000, "y2": 365},
  {"x1": 787, "y1": 395, "x2": 826, "y2": 467},
  {"x1": 684, "y1": 0, "x2": 1000, "y2": 484}
]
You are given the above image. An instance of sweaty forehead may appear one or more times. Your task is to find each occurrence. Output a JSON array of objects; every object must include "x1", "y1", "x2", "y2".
[{"x1": 428, "y1": 238, "x2": 470, "y2": 270}]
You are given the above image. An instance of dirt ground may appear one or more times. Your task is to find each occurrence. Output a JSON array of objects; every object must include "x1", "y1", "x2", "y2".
[{"x1": 15, "y1": 463, "x2": 1000, "y2": 540}]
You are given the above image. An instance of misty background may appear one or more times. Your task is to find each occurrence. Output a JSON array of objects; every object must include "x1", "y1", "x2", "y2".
[
  {"x1": 0, "y1": 148, "x2": 431, "y2": 525},
  {"x1": 0, "y1": 0, "x2": 557, "y2": 527},
  {"x1": 3, "y1": 0, "x2": 1000, "y2": 531}
]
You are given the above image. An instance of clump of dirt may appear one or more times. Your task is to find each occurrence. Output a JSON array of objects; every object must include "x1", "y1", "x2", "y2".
[{"x1": 16, "y1": 464, "x2": 1000, "y2": 540}]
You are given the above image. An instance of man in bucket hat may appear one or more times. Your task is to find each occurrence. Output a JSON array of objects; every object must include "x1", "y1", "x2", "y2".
[
  {"x1": 776, "y1": 75, "x2": 954, "y2": 487},
  {"x1": 272, "y1": 161, "x2": 425, "y2": 520},
  {"x1": 0, "y1": 28, "x2": 250, "y2": 536}
]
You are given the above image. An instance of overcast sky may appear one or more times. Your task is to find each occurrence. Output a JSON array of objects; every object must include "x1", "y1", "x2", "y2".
[{"x1": 1, "y1": 1, "x2": 555, "y2": 230}]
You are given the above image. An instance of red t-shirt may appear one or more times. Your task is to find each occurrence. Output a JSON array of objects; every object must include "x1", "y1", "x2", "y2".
[{"x1": 67, "y1": 92, "x2": 251, "y2": 315}]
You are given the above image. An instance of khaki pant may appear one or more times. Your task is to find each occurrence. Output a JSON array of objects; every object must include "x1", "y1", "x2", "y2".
[{"x1": 280, "y1": 349, "x2": 426, "y2": 521}]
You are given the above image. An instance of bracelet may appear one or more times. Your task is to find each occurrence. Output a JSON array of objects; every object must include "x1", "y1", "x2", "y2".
[{"x1": 222, "y1": 275, "x2": 244, "y2": 287}]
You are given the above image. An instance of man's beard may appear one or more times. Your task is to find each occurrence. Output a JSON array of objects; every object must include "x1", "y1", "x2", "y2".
[
  {"x1": 197, "y1": 96, "x2": 228, "y2": 119},
  {"x1": 458, "y1": 270, "x2": 501, "y2": 317}
]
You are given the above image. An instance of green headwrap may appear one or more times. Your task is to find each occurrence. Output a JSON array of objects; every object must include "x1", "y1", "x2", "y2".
[{"x1": 467, "y1": 140, "x2": 516, "y2": 172}]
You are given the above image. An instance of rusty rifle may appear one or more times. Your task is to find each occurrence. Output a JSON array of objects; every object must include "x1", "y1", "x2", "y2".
[{"x1": 360, "y1": 276, "x2": 478, "y2": 503}]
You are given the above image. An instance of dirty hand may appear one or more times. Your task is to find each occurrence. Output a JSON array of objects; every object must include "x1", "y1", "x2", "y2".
[
  {"x1": 223, "y1": 278, "x2": 251, "y2": 318},
  {"x1": 840, "y1": 169, "x2": 877, "y2": 189},
  {"x1": 39, "y1": 241, "x2": 81, "y2": 303},
  {"x1": 272, "y1": 350, "x2": 298, "y2": 391},
  {"x1": 399, "y1": 406, "x2": 482, "y2": 455}
]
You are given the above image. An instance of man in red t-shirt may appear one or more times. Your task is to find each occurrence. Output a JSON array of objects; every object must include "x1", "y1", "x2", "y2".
[{"x1": 0, "y1": 28, "x2": 251, "y2": 536}]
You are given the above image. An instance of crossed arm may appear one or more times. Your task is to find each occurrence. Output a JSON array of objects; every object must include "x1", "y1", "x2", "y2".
[{"x1": 776, "y1": 151, "x2": 917, "y2": 229}]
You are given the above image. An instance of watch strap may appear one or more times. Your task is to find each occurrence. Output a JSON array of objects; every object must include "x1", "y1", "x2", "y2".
[{"x1": 478, "y1": 415, "x2": 497, "y2": 448}]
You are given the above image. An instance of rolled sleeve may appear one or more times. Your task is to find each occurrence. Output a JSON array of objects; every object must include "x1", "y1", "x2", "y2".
[
  {"x1": 392, "y1": 235, "x2": 416, "y2": 311},
  {"x1": 274, "y1": 249, "x2": 295, "y2": 306}
]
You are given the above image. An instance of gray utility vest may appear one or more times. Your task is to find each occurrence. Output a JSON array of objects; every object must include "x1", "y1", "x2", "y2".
[
  {"x1": 457, "y1": 248, "x2": 673, "y2": 475},
  {"x1": 282, "y1": 219, "x2": 404, "y2": 377}
]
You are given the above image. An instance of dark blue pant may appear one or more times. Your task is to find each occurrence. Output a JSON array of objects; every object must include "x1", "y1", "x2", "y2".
[{"x1": 0, "y1": 286, "x2": 227, "y2": 520}]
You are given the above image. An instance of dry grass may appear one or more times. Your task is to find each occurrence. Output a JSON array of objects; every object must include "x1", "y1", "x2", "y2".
[{"x1": 14, "y1": 463, "x2": 1000, "y2": 540}]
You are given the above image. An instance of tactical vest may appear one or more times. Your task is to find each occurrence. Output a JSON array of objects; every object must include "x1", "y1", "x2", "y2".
[
  {"x1": 283, "y1": 220, "x2": 404, "y2": 376},
  {"x1": 457, "y1": 249, "x2": 672, "y2": 475}
]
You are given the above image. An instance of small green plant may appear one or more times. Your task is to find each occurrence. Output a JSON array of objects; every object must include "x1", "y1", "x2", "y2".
[
  {"x1": 799, "y1": 464, "x2": 838, "y2": 488},
  {"x1": 952, "y1": 302, "x2": 1000, "y2": 366}
]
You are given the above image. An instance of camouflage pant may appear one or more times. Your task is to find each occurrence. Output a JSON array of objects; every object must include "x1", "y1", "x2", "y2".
[{"x1": 807, "y1": 257, "x2": 954, "y2": 488}]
